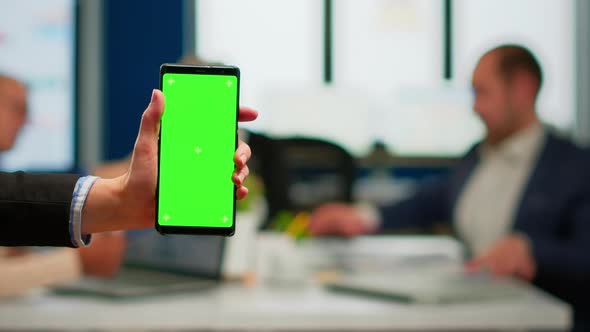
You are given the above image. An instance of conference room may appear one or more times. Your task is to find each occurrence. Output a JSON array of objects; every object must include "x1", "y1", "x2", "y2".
[{"x1": 1, "y1": 0, "x2": 589, "y2": 331}]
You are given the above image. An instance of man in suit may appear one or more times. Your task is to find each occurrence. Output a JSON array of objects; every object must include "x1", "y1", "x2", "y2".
[
  {"x1": 0, "y1": 82, "x2": 258, "y2": 247},
  {"x1": 308, "y1": 45, "x2": 590, "y2": 331}
]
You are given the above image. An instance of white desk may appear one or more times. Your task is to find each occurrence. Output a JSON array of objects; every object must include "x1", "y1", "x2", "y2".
[
  {"x1": 0, "y1": 235, "x2": 572, "y2": 331},
  {"x1": 0, "y1": 281, "x2": 570, "y2": 331}
]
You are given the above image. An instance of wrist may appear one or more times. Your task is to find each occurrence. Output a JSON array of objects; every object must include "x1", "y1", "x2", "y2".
[
  {"x1": 512, "y1": 232, "x2": 537, "y2": 279},
  {"x1": 81, "y1": 177, "x2": 124, "y2": 234}
]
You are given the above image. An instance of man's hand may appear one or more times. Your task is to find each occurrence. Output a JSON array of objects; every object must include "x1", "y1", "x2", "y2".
[
  {"x1": 308, "y1": 203, "x2": 371, "y2": 237},
  {"x1": 465, "y1": 234, "x2": 536, "y2": 281},
  {"x1": 82, "y1": 89, "x2": 258, "y2": 234}
]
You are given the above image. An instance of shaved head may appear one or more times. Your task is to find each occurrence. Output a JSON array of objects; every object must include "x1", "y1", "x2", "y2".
[
  {"x1": 471, "y1": 45, "x2": 542, "y2": 145},
  {"x1": 482, "y1": 44, "x2": 543, "y2": 97}
]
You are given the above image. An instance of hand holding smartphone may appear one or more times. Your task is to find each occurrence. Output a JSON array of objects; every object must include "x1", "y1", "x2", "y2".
[{"x1": 156, "y1": 64, "x2": 240, "y2": 236}]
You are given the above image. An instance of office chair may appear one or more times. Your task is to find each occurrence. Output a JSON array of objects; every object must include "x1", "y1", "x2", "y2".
[{"x1": 248, "y1": 132, "x2": 356, "y2": 229}]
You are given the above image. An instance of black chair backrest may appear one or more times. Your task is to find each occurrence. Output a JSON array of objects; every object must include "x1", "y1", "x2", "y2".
[{"x1": 248, "y1": 132, "x2": 356, "y2": 229}]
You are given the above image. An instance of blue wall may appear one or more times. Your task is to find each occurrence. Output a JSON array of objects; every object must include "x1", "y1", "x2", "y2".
[{"x1": 102, "y1": 0, "x2": 184, "y2": 160}]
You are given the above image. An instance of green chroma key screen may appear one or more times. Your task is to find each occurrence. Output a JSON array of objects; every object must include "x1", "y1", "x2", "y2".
[{"x1": 158, "y1": 71, "x2": 238, "y2": 230}]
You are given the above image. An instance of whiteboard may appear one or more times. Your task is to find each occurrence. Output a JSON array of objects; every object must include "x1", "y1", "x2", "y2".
[{"x1": 0, "y1": 0, "x2": 76, "y2": 171}]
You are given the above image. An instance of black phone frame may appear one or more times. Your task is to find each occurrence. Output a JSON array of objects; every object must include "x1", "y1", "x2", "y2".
[{"x1": 155, "y1": 64, "x2": 240, "y2": 237}]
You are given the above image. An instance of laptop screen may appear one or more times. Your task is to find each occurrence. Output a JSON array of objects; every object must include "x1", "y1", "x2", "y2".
[{"x1": 123, "y1": 230, "x2": 224, "y2": 279}]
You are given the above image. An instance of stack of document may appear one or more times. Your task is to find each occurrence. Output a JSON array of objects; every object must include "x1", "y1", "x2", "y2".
[{"x1": 324, "y1": 267, "x2": 526, "y2": 304}]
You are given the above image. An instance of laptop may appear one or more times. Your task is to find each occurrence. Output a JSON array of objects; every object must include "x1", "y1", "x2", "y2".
[
  {"x1": 54, "y1": 230, "x2": 225, "y2": 298},
  {"x1": 324, "y1": 268, "x2": 526, "y2": 304}
]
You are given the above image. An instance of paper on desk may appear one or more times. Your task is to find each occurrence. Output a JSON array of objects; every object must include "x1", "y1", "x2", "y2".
[
  {"x1": 325, "y1": 266, "x2": 527, "y2": 305},
  {"x1": 300, "y1": 235, "x2": 465, "y2": 274}
]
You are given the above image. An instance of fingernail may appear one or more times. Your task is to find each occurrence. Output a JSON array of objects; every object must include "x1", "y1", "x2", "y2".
[
  {"x1": 240, "y1": 155, "x2": 247, "y2": 164},
  {"x1": 150, "y1": 89, "x2": 157, "y2": 103}
]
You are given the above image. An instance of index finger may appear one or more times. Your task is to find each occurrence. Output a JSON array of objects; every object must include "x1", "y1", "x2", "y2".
[{"x1": 239, "y1": 106, "x2": 258, "y2": 122}]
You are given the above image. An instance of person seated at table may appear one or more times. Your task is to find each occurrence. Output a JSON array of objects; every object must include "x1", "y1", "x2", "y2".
[
  {"x1": 0, "y1": 74, "x2": 126, "y2": 297},
  {"x1": 308, "y1": 45, "x2": 590, "y2": 332}
]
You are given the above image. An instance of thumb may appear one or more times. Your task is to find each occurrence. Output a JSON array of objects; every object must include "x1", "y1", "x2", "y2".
[{"x1": 136, "y1": 89, "x2": 164, "y2": 148}]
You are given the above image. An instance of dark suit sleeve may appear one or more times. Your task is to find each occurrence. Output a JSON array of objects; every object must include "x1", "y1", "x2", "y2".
[
  {"x1": 530, "y1": 183, "x2": 590, "y2": 307},
  {"x1": 524, "y1": 143, "x2": 590, "y2": 310},
  {"x1": 379, "y1": 176, "x2": 452, "y2": 230},
  {"x1": 531, "y1": 193, "x2": 590, "y2": 277},
  {"x1": 378, "y1": 149, "x2": 478, "y2": 231},
  {"x1": 0, "y1": 171, "x2": 80, "y2": 247}
]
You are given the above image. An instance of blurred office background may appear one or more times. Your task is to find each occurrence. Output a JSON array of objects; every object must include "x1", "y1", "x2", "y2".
[
  {"x1": 0, "y1": 0, "x2": 585, "y2": 234},
  {"x1": 0, "y1": 0, "x2": 585, "y2": 241},
  {"x1": 1, "y1": 1, "x2": 588, "y2": 331},
  {"x1": 1, "y1": 0, "x2": 588, "y2": 170},
  {"x1": 2, "y1": 0, "x2": 588, "y2": 219}
]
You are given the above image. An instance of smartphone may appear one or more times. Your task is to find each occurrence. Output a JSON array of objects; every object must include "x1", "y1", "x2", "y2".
[{"x1": 156, "y1": 64, "x2": 240, "y2": 236}]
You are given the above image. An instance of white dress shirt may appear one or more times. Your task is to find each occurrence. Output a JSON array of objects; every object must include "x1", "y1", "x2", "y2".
[
  {"x1": 69, "y1": 175, "x2": 99, "y2": 247},
  {"x1": 455, "y1": 123, "x2": 546, "y2": 256}
]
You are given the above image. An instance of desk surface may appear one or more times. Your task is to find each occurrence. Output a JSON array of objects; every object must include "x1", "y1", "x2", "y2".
[
  {"x1": 0, "y1": 282, "x2": 570, "y2": 331},
  {"x1": 0, "y1": 236, "x2": 572, "y2": 331}
]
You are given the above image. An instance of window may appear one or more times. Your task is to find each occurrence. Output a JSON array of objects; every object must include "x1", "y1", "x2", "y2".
[
  {"x1": 453, "y1": 0, "x2": 576, "y2": 131},
  {"x1": 331, "y1": 0, "x2": 482, "y2": 156},
  {"x1": 197, "y1": 0, "x2": 322, "y2": 133},
  {"x1": 196, "y1": 0, "x2": 576, "y2": 156}
]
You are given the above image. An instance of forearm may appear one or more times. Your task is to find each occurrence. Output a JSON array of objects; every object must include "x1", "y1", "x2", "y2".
[
  {"x1": 379, "y1": 178, "x2": 451, "y2": 232},
  {"x1": 379, "y1": 198, "x2": 449, "y2": 231},
  {"x1": 529, "y1": 237, "x2": 590, "y2": 307},
  {"x1": 81, "y1": 175, "x2": 155, "y2": 234},
  {"x1": 531, "y1": 237, "x2": 590, "y2": 277},
  {"x1": 0, "y1": 171, "x2": 79, "y2": 247},
  {"x1": 530, "y1": 199, "x2": 590, "y2": 278}
]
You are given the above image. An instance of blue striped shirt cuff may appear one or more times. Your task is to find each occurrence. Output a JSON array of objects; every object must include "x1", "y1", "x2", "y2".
[{"x1": 69, "y1": 176, "x2": 100, "y2": 247}]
